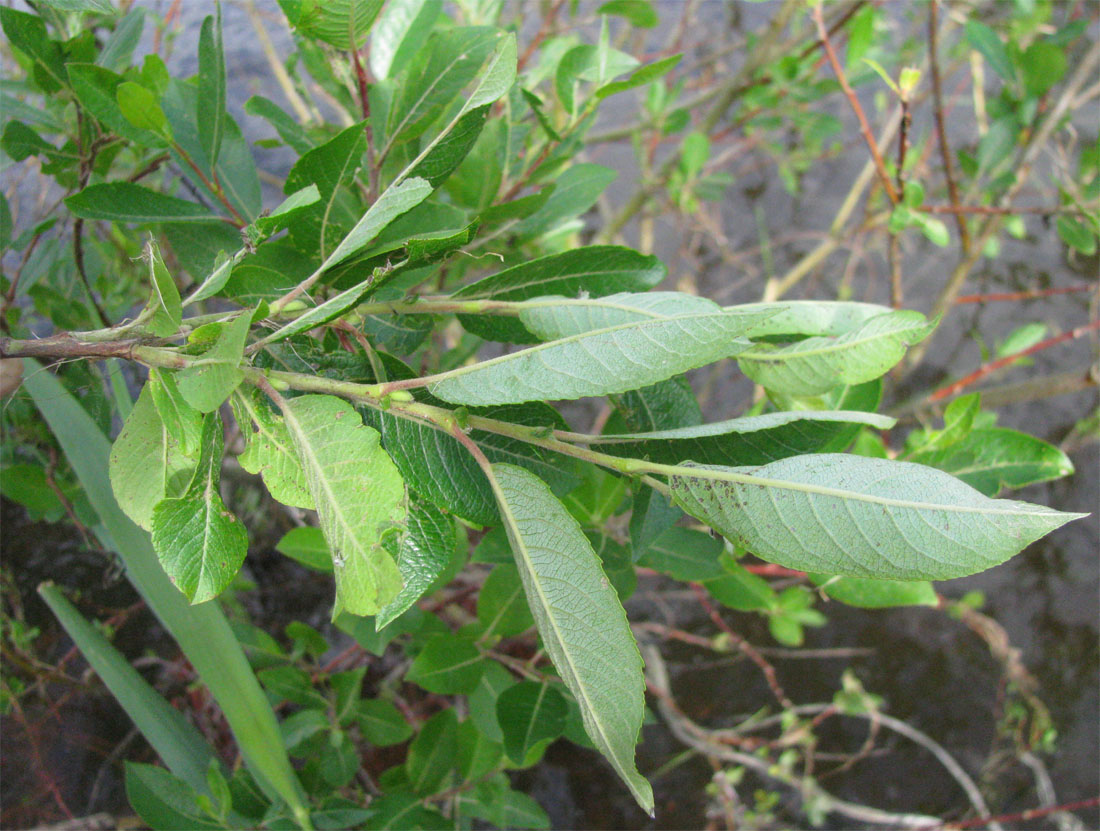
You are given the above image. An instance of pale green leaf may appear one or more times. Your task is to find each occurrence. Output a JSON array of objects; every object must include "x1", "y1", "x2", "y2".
[
  {"x1": 669, "y1": 454, "x2": 1086, "y2": 581},
  {"x1": 116, "y1": 81, "x2": 168, "y2": 135},
  {"x1": 176, "y1": 312, "x2": 252, "y2": 412},
  {"x1": 738, "y1": 310, "x2": 935, "y2": 395},
  {"x1": 148, "y1": 369, "x2": 202, "y2": 457},
  {"x1": 275, "y1": 526, "x2": 332, "y2": 573},
  {"x1": 370, "y1": 0, "x2": 442, "y2": 80},
  {"x1": 808, "y1": 574, "x2": 938, "y2": 608},
  {"x1": 151, "y1": 413, "x2": 249, "y2": 603},
  {"x1": 730, "y1": 300, "x2": 895, "y2": 337},
  {"x1": 322, "y1": 177, "x2": 433, "y2": 270},
  {"x1": 109, "y1": 383, "x2": 195, "y2": 530},
  {"x1": 233, "y1": 389, "x2": 314, "y2": 509},
  {"x1": 429, "y1": 310, "x2": 768, "y2": 406},
  {"x1": 279, "y1": 394, "x2": 406, "y2": 616},
  {"x1": 143, "y1": 240, "x2": 181, "y2": 337},
  {"x1": 518, "y1": 291, "x2": 723, "y2": 337},
  {"x1": 463, "y1": 32, "x2": 516, "y2": 113},
  {"x1": 490, "y1": 463, "x2": 652, "y2": 814}
]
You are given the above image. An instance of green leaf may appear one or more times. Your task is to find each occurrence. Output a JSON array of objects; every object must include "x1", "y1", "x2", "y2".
[
  {"x1": 279, "y1": 394, "x2": 406, "y2": 616},
  {"x1": 365, "y1": 794, "x2": 449, "y2": 830},
  {"x1": 66, "y1": 183, "x2": 211, "y2": 224},
  {"x1": 515, "y1": 163, "x2": 617, "y2": 239},
  {"x1": 143, "y1": 240, "x2": 182, "y2": 337},
  {"x1": 456, "y1": 245, "x2": 665, "y2": 343},
  {"x1": 597, "y1": 0, "x2": 658, "y2": 27},
  {"x1": 1056, "y1": 215, "x2": 1097, "y2": 255},
  {"x1": 705, "y1": 558, "x2": 776, "y2": 612},
  {"x1": 117, "y1": 81, "x2": 169, "y2": 135},
  {"x1": 38, "y1": 0, "x2": 117, "y2": 13},
  {"x1": 370, "y1": 0, "x2": 442, "y2": 81},
  {"x1": 1022, "y1": 41, "x2": 1066, "y2": 97},
  {"x1": 291, "y1": 0, "x2": 384, "y2": 49},
  {"x1": 808, "y1": 574, "x2": 938, "y2": 608},
  {"x1": 262, "y1": 267, "x2": 390, "y2": 345},
  {"x1": 357, "y1": 698, "x2": 413, "y2": 746},
  {"x1": 596, "y1": 53, "x2": 680, "y2": 99},
  {"x1": 407, "y1": 633, "x2": 485, "y2": 694},
  {"x1": 244, "y1": 95, "x2": 312, "y2": 154},
  {"x1": 732, "y1": 301, "x2": 895, "y2": 338},
  {"x1": 253, "y1": 186, "x2": 322, "y2": 240},
  {"x1": 456, "y1": 719, "x2": 503, "y2": 782},
  {"x1": 669, "y1": 454, "x2": 1086, "y2": 581},
  {"x1": 490, "y1": 464, "x2": 652, "y2": 813},
  {"x1": 463, "y1": 32, "x2": 517, "y2": 113},
  {"x1": 275, "y1": 526, "x2": 332, "y2": 573},
  {"x1": 496, "y1": 681, "x2": 568, "y2": 764},
  {"x1": 405, "y1": 708, "x2": 458, "y2": 794},
  {"x1": 965, "y1": 20, "x2": 1014, "y2": 82},
  {"x1": 109, "y1": 383, "x2": 195, "y2": 530},
  {"x1": 376, "y1": 500, "x2": 457, "y2": 628},
  {"x1": 148, "y1": 369, "x2": 203, "y2": 457},
  {"x1": 637, "y1": 527, "x2": 724, "y2": 581},
  {"x1": 477, "y1": 563, "x2": 534, "y2": 638},
  {"x1": 908, "y1": 428, "x2": 1075, "y2": 497},
  {"x1": 596, "y1": 410, "x2": 895, "y2": 466},
  {"x1": 409, "y1": 105, "x2": 490, "y2": 187},
  {"x1": 197, "y1": 8, "x2": 227, "y2": 169},
  {"x1": 429, "y1": 309, "x2": 768, "y2": 406},
  {"x1": 322, "y1": 177, "x2": 433, "y2": 270},
  {"x1": 125, "y1": 763, "x2": 223, "y2": 831},
  {"x1": 386, "y1": 27, "x2": 500, "y2": 147},
  {"x1": 738, "y1": 310, "x2": 936, "y2": 396},
  {"x1": 0, "y1": 7, "x2": 66, "y2": 92},
  {"x1": 518, "y1": 291, "x2": 728, "y2": 336},
  {"x1": 176, "y1": 312, "x2": 252, "y2": 412},
  {"x1": 234, "y1": 389, "x2": 314, "y2": 509},
  {"x1": 39, "y1": 584, "x2": 216, "y2": 792},
  {"x1": 151, "y1": 413, "x2": 249, "y2": 603}
]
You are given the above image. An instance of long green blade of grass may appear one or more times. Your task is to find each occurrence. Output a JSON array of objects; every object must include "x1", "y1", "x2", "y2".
[
  {"x1": 37, "y1": 582, "x2": 215, "y2": 791},
  {"x1": 23, "y1": 359, "x2": 312, "y2": 830}
]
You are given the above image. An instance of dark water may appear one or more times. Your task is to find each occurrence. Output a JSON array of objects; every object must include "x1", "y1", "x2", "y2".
[{"x1": 2, "y1": 2, "x2": 1096, "y2": 828}]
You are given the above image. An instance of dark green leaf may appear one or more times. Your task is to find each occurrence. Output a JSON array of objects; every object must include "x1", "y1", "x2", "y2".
[
  {"x1": 637, "y1": 527, "x2": 724, "y2": 581},
  {"x1": 275, "y1": 526, "x2": 332, "y2": 572},
  {"x1": 496, "y1": 681, "x2": 568, "y2": 764},
  {"x1": 117, "y1": 81, "x2": 169, "y2": 135},
  {"x1": 405, "y1": 708, "x2": 458, "y2": 794},
  {"x1": 66, "y1": 183, "x2": 212, "y2": 224},
  {"x1": 151, "y1": 413, "x2": 249, "y2": 603},
  {"x1": 407, "y1": 633, "x2": 485, "y2": 694},
  {"x1": 357, "y1": 698, "x2": 413, "y2": 746},
  {"x1": 514, "y1": 163, "x2": 616, "y2": 239},
  {"x1": 965, "y1": 20, "x2": 1014, "y2": 82},
  {"x1": 377, "y1": 500, "x2": 457, "y2": 628},
  {"x1": 125, "y1": 763, "x2": 222, "y2": 831},
  {"x1": 477, "y1": 563, "x2": 534, "y2": 638},
  {"x1": 197, "y1": 8, "x2": 227, "y2": 169}
]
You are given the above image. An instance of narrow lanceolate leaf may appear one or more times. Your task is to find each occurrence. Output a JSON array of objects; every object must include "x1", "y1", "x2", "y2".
[
  {"x1": 233, "y1": 389, "x2": 313, "y2": 509},
  {"x1": 429, "y1": 311, "x2": 769, "y2": 406},
  {"x1": 455, "y1": 246, "x2": 665, "y2": 343},
  {"x1": 596, "y1": 410, "x2": 895, "y2": 467},
  {"x1": 461, "y1": 32, "x2": 516, "y2": 114},
  {"x1": 176, "y1": 312, "x2": 252, "y2": 412},
  {"x1": 152, "y1": 413, "x2": 249, "y2": 603},
  {"x1": 730, "y1": 300, "x2": 896, "y2": 338},
  {"x1": 669, "y1": 454, "x2": 1086, "y2": 581},
  {"x1": 321, "y1": 177, "x2": 432, "y2": 270},
  {"x1": 519, "y1": 291, "x2": 726, "y2": 338},
  {"x1": 66, "y1": 182, "x2": 212, "y2": 223},
  {"x1": 370, "y1": 0, "x2": 441, "y2": 80},
  {"x1": 143, "y1": 240, "x2": 181, "y2": 337},
  {"x1": 738, "y1": 310, "x2": 936, "y2": 396},
  {"x1": 807, "y1": 574, "x2": 938, "y2": 609},
  {"x1": 109, "y1": 383, "x2": 195, "y2": 530},
  {"x1": 196, "y1": 8, "x2": 226, "y2": 169},
  {"x1": 279, "y1": 395, "x2": 406, "y2": 616},
  {"x1": 489, "y1": 464, "x2": 653, "y2": 814}
]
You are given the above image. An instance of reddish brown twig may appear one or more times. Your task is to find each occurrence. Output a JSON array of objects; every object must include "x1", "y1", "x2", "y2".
[
  {"x1": 921, "y1": 203, "x2": 1089, "y2": 216},
  {"x1": 744, "y1": 563, "x2": 806, "y2": 578},
  {"x1": 690, "y1": 583, "x2": 794, "y2": 710},
  {"x1": 928, "y1": 318, "x2": 1100, "y2": 402},
  {"x1": 517, "y1": 0, "x2": 566, "y2": 73},
  {"x1": 954, "y1": 284, "x2": 1096, "y2": 304},
  {"x1": 812, "y1": 3, "x2": 899, "y2": 205},
  {"x1": 929, "y1": 0, "x2": 970, "y2": 250},
  {"x1": 350, "y1": 45, "x2": 378, "y2": 200},
  {"x1": 922, "y1": 796, "x2": 1100, "y2": 830}
]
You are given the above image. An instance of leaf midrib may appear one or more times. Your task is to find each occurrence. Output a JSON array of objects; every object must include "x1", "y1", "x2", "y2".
[{"x1": 742, "y1": 317, "x2": 926, "y2": 364}]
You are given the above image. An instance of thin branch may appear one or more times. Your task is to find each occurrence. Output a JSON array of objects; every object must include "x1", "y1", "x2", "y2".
[
  {"x1": 954, "y1": 284, "x2": 1095, "y2": 304},
  {"x1": 927, "y1": 319, "x2": 1100, "y2": 403},
  {"x1": 929, "y1": 0, "x2": 970, "y2": 250},
  {"x1": 812, "y1": 2, "x2": 899, "y2": 205}
]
